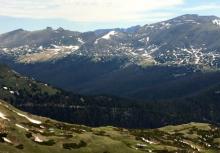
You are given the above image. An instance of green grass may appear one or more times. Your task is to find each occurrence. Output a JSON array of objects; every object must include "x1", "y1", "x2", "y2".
[
  {"x1": 0, "y1": 99, "x2": 220, "y2": 153},
  {"x1": 0, "y1": 100, "x2": 143, "y2": 153},
  {"x1": 0, "y1": 65, "x2": 58, "y2": 101}
]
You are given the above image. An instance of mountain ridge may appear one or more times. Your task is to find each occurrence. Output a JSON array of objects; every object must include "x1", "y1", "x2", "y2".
[
  {"x1": 1, "y1": 14, "x2": 220, "y2": 68},
  {"x1": 1, "y1": 14, "x2": 220, "y2": 101}
]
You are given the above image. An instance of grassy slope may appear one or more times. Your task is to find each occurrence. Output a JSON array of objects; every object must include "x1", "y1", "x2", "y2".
[
  {"x1": 0, "y1": 100, "x2": 220, "y2": 153},
  {"x1": 0, "y1": 100, "x2": 141, "y2": 153},
  {"x1": 0, "y1": 64, "x2": 58, "y2": 101}
]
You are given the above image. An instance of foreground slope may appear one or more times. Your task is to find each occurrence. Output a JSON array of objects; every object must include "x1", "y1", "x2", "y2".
[
  {"x1": 0, "y1": 100, "x2": 220, "y2": 153},
  {"x1": 0, "y1": 100, "x2": 140, "y2": 153}
]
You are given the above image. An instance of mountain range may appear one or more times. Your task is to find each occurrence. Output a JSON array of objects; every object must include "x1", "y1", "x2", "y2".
[
  {"x1": 1, "y1": 14, "x2": 220, "y2": 127},
  {"x1": 1, "y1": 14, "x2": 220, "y2": 101},
  {"x1": 1, "y1": 14, "x2": 220, "y2": 67},
  {"x1": 1, "y1": 14, "x2": 220, "y2": 152}
]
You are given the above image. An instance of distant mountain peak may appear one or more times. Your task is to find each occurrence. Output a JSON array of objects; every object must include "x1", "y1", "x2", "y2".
[
  {"x1": 171, "y1": 14, "x2": 219, "y2": 23},
  {"x1": 177, "y1": 14, "x2": 218, "y2": 19},
  {"x1": 46, "y1": 27, "x2": 53, "y2": 31},
  {"x1": 15, "y1": 28, "x2": 25, "y2": 32},
  {"x1": 9, "y1": 28, "x2": 26, "y2": 33},
  {"x1": 179, "y1": 14, "x2": 199, "y2": 18},
  {"x1": 56, "y1": 27, "x2": 65, "y2": 32},
  {"x1": 1, "y1": 28, "x2": 27, "y2": 38}
]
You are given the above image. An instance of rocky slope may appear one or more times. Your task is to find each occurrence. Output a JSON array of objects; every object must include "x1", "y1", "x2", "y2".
[{"x1": 1, "y1": 14, "x2": 220, "y2": 68}]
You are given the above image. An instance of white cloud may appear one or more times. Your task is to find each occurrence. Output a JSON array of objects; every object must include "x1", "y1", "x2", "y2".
[
  {"x1": 183, "y1": 3, "x2": 220, "y2": 12},
  {"x1": 0, "y1": 0, "x2": 184, "y2": 22}
]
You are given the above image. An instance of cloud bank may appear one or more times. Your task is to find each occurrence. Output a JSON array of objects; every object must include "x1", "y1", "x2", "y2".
[{"x1": 0, "y1": 0, "x2": 184, "y2": 22}]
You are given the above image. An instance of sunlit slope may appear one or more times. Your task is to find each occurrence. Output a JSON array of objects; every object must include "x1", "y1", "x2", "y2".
[{"x1": 0, "y1": 100, "x2": 220, "y2": 153}]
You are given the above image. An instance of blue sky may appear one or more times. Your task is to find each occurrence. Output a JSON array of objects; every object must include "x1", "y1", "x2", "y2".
[{"x1": 0, "y1": 0, "x2": 220, "y2": 33}]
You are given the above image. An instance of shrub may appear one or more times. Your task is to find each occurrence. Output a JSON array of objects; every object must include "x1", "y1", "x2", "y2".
[
  {"x1": 37, "y1": 139, "x2": 55, "y2": 146},
  {"x1": 15, "y1": 144, "x2": 24, "y2": 149},
  {"x1": 0, "y1": 133, "x2": 7, "y2": 143},
  {"x1": 63, "y1": 140, "x2": 87, "y2": 149},
  {"x1": 25, "y1": 133, "x2": 32, "y2": 138}
]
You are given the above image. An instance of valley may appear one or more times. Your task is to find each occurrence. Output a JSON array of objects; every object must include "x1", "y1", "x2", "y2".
[
  {"x1": 0, "y1": 64, "x2": 220, "y2": 129},
  {"x1": 1, "y1": 14, "x2": 220, "y2": 152}
]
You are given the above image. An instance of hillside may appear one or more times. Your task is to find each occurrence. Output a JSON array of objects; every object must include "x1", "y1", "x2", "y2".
[
  {"x1": 7, "y1": 59, "x2": 220, "y2": 101},
  {"x1": 1, "y1": 64, "x2": 220, "y2": 129},
  {"x1": 0, "y1": 99, "x2": 220, "y2": 153}
]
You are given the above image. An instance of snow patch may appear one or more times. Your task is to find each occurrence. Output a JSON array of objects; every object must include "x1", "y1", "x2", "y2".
[
  {"x1": 3, "y1": 87, "x2": 8, "y2": 90},
  {"x1": 180, "y1": 140, "x2": 201, "y2": 152},
  {"x1": 3, "y1": 137, "x2": 12, "y2": 144},
  {"x1": 0, "y1": 112, "x2": 10, "y2": 121},
  {"x1": 213, "y1": 19, "x2": 220, "y2": 26},
  {"x1": 78, "y1": 38, "x2": 85, "y2": 44},
  {"x1": 136, "y1": 143, "x2": 147, "y2": 147},
  {"x1": 9, "y1": 91, "x2": 14, "y2": 94},
  {"x1": 15, "y1": 111, "x2": 42, "y2": 124},
  {"x1": 161, "y1": 22, "x2": 171, "y2": 29},
  {"x1": 95, "y1": 31, "x2": 118, "y2": 44},
  {"x1": 141, "y1": 137, "x2": 155, "y2": 144},
  {"x1": 38, "y1": 46, "x2": 43, "y2": 50},
  {"x1": 34, "y1": 136, "x2": 43, "y2": 142},
  {"x1": 102, "y1": 31, "x2": 118, "y2": 39},
  {"x1": 15, "y1": 124, "x2": 29, "y2": 131},
  {"x1": 146, "y1": 37, "x2": 150, "y2": 42},
  {"x1": 137, "y1": 48, "x2": 144, "y2": 51}
]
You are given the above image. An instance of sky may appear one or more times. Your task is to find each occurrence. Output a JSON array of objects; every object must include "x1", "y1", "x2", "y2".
[{"x1": 0, "y1": 0, "x2": 220, "y2": 33}]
